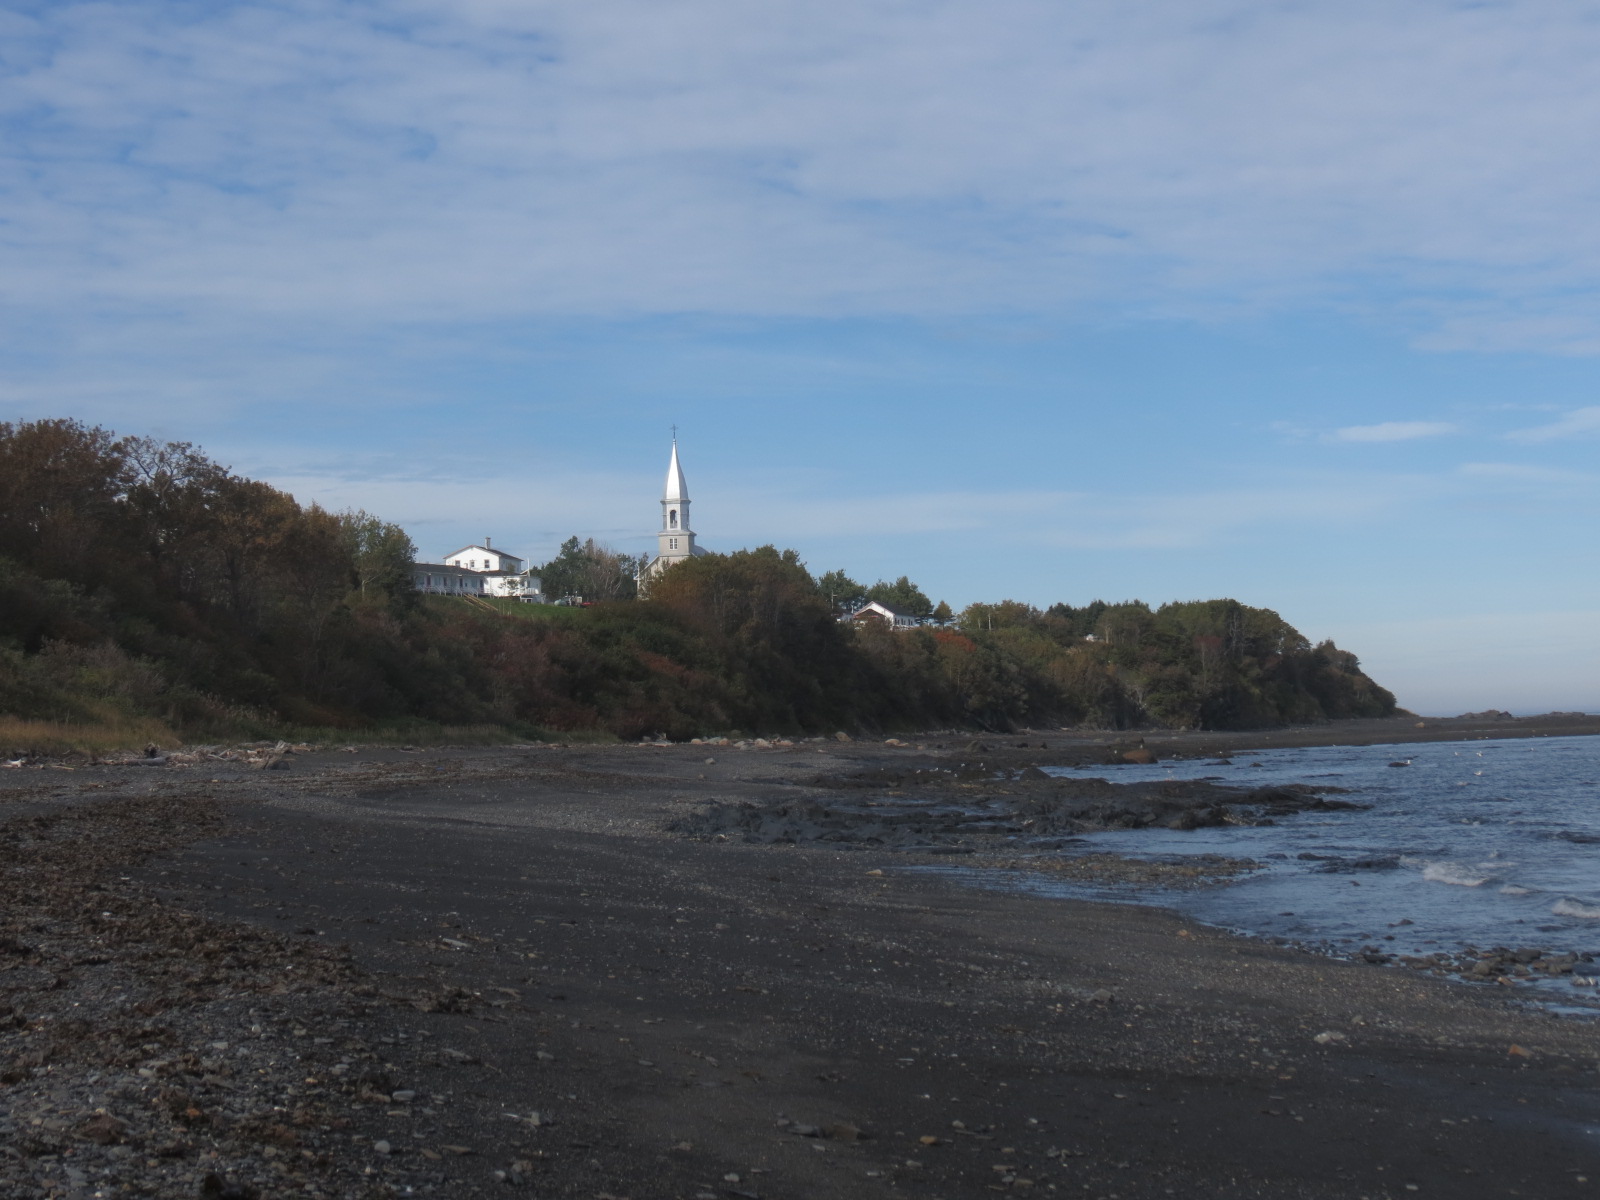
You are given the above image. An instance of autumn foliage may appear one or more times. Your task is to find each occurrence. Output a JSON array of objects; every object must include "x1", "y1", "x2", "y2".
[{"x1": 0, "y1": 420, "x2": 1395, "y2": 750}]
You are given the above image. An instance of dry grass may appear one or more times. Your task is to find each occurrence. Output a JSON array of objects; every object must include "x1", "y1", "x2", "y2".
[{"x1": 0, "y1": 715, "x2": 180, "y2": 757}]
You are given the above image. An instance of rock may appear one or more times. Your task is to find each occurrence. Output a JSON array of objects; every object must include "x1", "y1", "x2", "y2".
[
  {"x1": 1312, "y1": 1031, "x2": 1347, "y2": 1045},
  {"x1": 787, "y1": 1123, "x2": 821, "y2": 1137},
  {"x1": 373, "y1": 1140, "x2": 392, "y2": 1155},
  {"x1": 199, "y1": 1176, "x2": 259, "y2": 1200},
  {"x1": 825, "y1": 1122, "x2": 862, "y2": 1141},
  {"x1": 704, "y1": 757, "x2": 716, "y2": 765},
  {"x1": 1121, "y1": 749, "x2": 1157, "y2": 765},
  {"x1": 884, "y1": 738, "x2": 907, "y2": 747},
  {"x1": 76, "y1": 1113, "x2": 129, "y2": 1145},
  {"x1": 390, "y1": 1090, "x2": 416, "y2": 1102},
  {"x1": 965, "y1": 740, "x2": 989, "y2": 752},
  {"x1": 834, "y1": 731, "x2": 852, "y2": 741},
  {"x1": 1088, "y1": 989, "x2": 1114, "y2": 1004}
]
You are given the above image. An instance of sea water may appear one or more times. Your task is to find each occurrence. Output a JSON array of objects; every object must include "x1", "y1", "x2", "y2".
[{"x1": 1017, "y1": 734, "x2": 1600, "y2": 998}]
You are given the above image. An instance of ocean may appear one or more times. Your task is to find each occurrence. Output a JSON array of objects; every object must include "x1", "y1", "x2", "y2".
[{"x1": 1009, "y1": 733, "x2": 1600, "y2": 1005}]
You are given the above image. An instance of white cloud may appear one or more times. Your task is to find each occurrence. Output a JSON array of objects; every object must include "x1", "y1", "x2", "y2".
[
  {"x1": 8, "y1": 2, "x2": 1600, "y2": 346},
  {"x1": 1332, "y1": 421, "x2": 1457, "y2": 443},
  {"x1": 263, "y1": 457, "x2": 1434, "y2": 565},
  {"x1": 1505, "y1": 406, "x2": 1600, "y2": 443}
]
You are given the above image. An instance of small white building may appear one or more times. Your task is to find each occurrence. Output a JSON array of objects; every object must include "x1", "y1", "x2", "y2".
[
  {"x1": 445, "y1": 542, "x2": 524, "y2": 574},
  {"x1": 848, "y1": 600, "x2": 922, "y2": 629},
  {"x1": 414, "y1": 538, "x2": 544, "y2": 601}
]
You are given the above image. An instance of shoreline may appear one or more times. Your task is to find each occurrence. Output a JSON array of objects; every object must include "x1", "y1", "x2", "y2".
[
  {"x1": 7, "y1": 709, "x2": 1600, "y2": 770},
  {"x1": 4, "y1": 736, "x2": 1600, "y2": 1197}
]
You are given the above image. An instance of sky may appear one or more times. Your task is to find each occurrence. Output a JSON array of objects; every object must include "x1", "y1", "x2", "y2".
[{"x1": 2, "y1": 0, "x2": 1598, "y2": 715}]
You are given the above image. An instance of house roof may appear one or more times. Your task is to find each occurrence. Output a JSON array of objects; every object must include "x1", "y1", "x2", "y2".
[
  {"x1": 850, "y1": 600, "x2": 919, "y2": 620},
  {"x1": 446, "y1": 544, "x2": 523, "y2": 561}
]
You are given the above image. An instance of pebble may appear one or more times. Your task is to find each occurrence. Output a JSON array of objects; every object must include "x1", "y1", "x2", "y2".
[{"x1": 373, "y1": 1140, "x2": 392, "y2": 1155}]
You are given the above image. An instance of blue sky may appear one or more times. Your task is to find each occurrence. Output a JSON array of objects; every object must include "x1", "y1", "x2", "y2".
[{"x1": 3, "y1": 0, "x2": 1598, "y2": 714}]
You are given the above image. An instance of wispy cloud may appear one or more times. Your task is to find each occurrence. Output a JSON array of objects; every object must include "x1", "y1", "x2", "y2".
[
  {"x1": 1505, "y1": 406, "x2": 1600, "y2": 443},
  {"x1": 8, "y1": 2, "x2": 1600, "y2": 350},
  {"x1": 1457, "y1": 462, "x2": 1595, "y2": 484},
  {"x1": 1331, "y1": 421, "x2": 1457, "y2": 443},
  {"x1": 265, "y1": 456, "x2": 1437, "y2": 563}
]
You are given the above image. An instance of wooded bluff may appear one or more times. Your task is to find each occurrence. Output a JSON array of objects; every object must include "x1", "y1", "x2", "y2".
[{"x1": 0, "y1": 420, "x2": 1395, "y2": 750}]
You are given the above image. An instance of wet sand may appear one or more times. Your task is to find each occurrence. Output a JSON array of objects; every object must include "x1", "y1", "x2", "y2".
[{"x1": 3, "y1": 718, "x2": 1600, "y2": 1198}]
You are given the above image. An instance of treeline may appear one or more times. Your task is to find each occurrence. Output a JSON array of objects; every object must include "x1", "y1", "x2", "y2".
[{"x1": 0, "y1": 420, "x2": 1394, "y2": 748}]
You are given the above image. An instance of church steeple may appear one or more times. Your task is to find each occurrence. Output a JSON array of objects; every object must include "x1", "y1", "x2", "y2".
[
  {"x1": 663, "y1": 439, "x2": 689, "y2": 512},
  {"x1": 652, "y1": 436, "x2": 698, "y2": 573}
]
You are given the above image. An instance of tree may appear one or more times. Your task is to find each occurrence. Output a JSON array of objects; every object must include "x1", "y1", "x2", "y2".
[
  {"x1": 816, "y1": 569, "x2": 866, "y2": 613},
  {"x1": 957, "y1": 599, "x2": 1040, "y2": 633},
  {"x1": 930, "y1": 600, "x2": 954, "y2": 623},
  {"x1": 865, "y1": 575, "x2": 932, "y2": 618},
  {"x1": 338, "y1": 509, "x2": 416, "y2": 600},
  {"x1": 539, "y1": 536, "x2": 640, "y2": 602}
]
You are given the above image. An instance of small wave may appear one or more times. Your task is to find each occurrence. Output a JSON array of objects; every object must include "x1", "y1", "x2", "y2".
[
  {"x1": 1421, "y1": 862, "x2": 1493, "y2": 887},
  {"x1": 1499, "y1": 884, "x2": 1534, "y2": 896},
  {"x1": 1552, "y1": 898, "x2": 1600, "y2": 919},
  {"x1": 1555, "y1": 830, "x2": 1600, "y2": 845}
]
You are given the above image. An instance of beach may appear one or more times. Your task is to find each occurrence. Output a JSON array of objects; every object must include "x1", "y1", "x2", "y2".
[{"x1": 4, "y1": 715, "x2": 1600, "y2": 1198}]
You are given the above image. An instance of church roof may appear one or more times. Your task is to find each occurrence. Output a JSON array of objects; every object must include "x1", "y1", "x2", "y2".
[{"x1": 663, "y1": 440, "x2": 689, "y2": 503}]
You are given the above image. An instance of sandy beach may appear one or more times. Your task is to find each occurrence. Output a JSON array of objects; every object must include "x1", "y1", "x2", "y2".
[{"x1": 4, "y1": 714, "x2": 1600, "y2": 1199}]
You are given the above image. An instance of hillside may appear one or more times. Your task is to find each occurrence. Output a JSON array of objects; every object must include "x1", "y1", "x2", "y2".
[{"x1": 0, "y1": 420, "x2": 1395, "y2": 751}]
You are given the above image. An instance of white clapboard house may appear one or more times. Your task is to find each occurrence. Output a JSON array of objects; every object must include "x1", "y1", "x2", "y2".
[{"x1": 413, "y1": 539, "x2": 544, "y2": 601}]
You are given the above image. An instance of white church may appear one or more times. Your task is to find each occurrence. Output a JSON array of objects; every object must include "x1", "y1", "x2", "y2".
[
  {"x1": 640, "y1": 437, "x2": 710, "y2": 581},
  {"x1": 411, "y1": 438, "x2": 706, "y2": 601}
]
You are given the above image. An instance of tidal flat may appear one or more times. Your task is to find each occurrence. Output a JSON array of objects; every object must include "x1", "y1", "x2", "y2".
[{"x1": 3, "y1": 715, "x2": 1599, "y2": 1198}]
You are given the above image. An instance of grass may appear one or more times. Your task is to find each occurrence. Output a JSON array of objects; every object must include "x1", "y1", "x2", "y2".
[
  {"x1": 422, "y1": 595, "x2": 598, "y2": 624},
  {"x1": 0, "y1": 714, "x2": 627, "y2": 758},
  {"x1": 0, "y1": 715, "x2": 179, "y2": 758}
]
